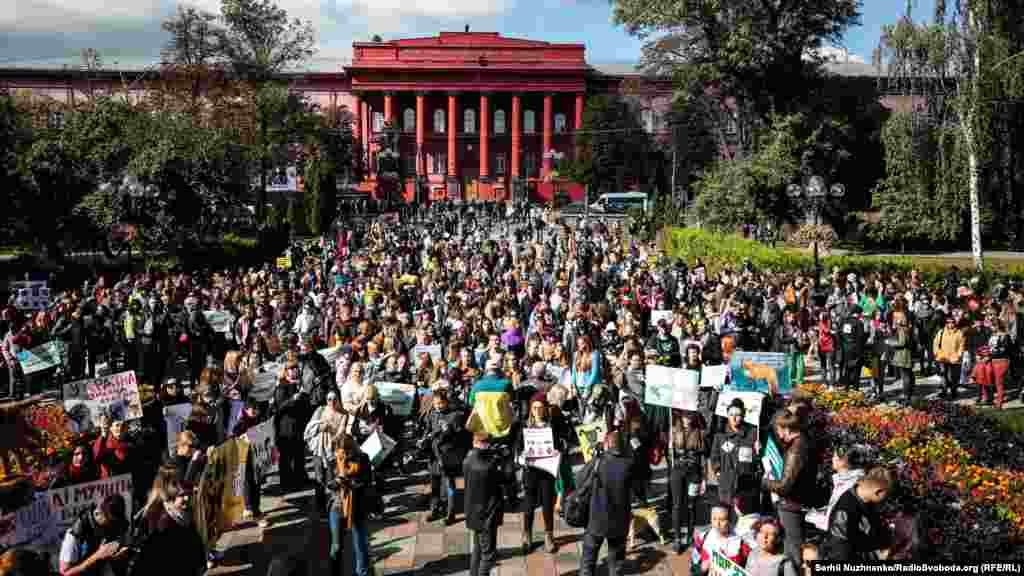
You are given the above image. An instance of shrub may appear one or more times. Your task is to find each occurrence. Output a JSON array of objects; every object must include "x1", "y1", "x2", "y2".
[{"x1": 792, "y1": 224, "x2": 838, "y2": 250}]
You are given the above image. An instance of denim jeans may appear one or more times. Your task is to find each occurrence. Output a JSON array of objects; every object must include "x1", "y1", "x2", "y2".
[{"x1": 329, "y1": 508, "x2": 370, "y2": 576}]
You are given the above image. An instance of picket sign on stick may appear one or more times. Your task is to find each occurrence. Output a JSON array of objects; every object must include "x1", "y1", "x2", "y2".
[{"x1": 62, "y1": 371, "x2": 143, "y2": 430}]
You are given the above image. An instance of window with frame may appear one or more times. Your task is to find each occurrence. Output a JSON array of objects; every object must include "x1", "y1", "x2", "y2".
[
  {"x1": 433, "y1": 109, "x2": 445, "y2": 134},
  {"x1": 463, "y1": 109, "x2": 476, "y2": 134},
  {"x1": 524, "y1": 110, "x2": 536, "y2": 133},
  {"x1": 431, "y1": 152, "x2": 447, "y2": 175},
  {"x1": 554, "y1": 113, "x2": 567, "y2": 134},
  {"x1": 403, "y1": 108, "x2": 415, "y2": 133},
  {"x1": 373, "y1": 111, "x2": 385, "y2": 132},
  {"x1": 495, "y1": 153, "x2": 506, "y2": 175},
  {"x1": 494, "y1": 110, "x2": 506, "y2": 134}
]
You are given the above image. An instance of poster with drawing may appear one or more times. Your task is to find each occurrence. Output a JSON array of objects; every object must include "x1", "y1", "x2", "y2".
[{"x1": 728, "y1": 351, "x2": 790, "y2": 395}]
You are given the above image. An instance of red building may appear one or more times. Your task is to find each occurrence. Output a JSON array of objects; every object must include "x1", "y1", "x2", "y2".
[{"x1": 0, "y1": 31, "x2": 882, "y2": 204}]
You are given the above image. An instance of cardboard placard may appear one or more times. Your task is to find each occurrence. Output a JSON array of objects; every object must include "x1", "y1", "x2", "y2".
[
  {"x1": 16, "y1": 341, "x2": 66, "y2": 375},
  {"x1": 644, "y1": 366, "x2": 700, "y2": 411},
  {"x1": 523, "y1": 427, "x2": 556, "y2": 459},
  {"x1": 203, "y1": 310, "x2": 232, "y2": 333},
  {"x1": 714, "y1": 390, "x2": 765, "y2": 427},
  {"x1": 701, "y1": 364, "x2": 728, "y2": 390},
  {"x1": 244, "y1": 420, "x2": 278, "y2": 478},
  {"x1": 164, "y1": 403, "x2": 193, "y2": 456},
  {"x1": 62, "y1": 371, "x2": 143, "y2": 429}
]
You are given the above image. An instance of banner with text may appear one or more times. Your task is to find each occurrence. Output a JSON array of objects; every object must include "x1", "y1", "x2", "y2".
[
  {"x1": 194, "y1": 437, "x2": 248, "y2": 548},
  {"x1": 714, "y1": 390, "x2": 766, "y2": 427},
  {"x1": 711, "y1": 549, "x2": 750, "y2": 576},
  {"x1": 63, "y1": 371, "x2": 143, "y2": 430}
]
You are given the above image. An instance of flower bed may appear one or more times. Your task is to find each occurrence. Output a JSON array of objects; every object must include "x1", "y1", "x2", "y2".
[
  {"x1": 799, "y1": 383, "x2": 1024, "y2": 560},
  {"x1": 1, "y1": 403, "x2": 94, "y2": 490}
]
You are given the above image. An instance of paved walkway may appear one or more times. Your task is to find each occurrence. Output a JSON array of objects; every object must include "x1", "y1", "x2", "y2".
[{"x1": 204, "y1": 365, "x2": 1021, "y2": 576}]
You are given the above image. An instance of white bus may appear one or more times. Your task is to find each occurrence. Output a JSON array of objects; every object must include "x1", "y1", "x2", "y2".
[{"x1": 589, "y1": 192, "x2": 650, "y2": 213}]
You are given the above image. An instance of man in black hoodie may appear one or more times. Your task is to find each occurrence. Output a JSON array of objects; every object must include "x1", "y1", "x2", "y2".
[
  {"x1": 824, "y1": 467, "x2": 895, "y2": 561},
  {"x1": 580, "y1": 431, "x2": 633, "y2": 576},
  {"x1": 463, "y1": 432, "x2": 505, "y2": 576},
  {"x1": 839, "y1": 305, "x2": 866, "y2": 391}
]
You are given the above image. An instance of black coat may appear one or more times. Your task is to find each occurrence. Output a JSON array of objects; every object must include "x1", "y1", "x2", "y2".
[
  {"x1": 711, "y1": 423, "x2": 758, "y2": 508},
  {"x1": 587, "y1": 449, "x2": 633, "y2": 539},
  {"x1": 840, "y1": 314, "x2": 867, "y2": 363},
  {"x1": 824, "y1": 486, "x2": 891, "y2": 562},
  {"x1": 462, "y1": 447, "x2": 504, "y2": 531},
  {"x1": 129, "y1": 508, "x2": 206, "y2": 576},
  {"x1": 273, "y1": 384, "x2": 309, "y2": 440}
]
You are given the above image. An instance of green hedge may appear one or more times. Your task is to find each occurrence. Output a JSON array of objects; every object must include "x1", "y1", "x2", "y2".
[{"x1": 662, "y1": 227, "x2": 1024, "y2": 285}]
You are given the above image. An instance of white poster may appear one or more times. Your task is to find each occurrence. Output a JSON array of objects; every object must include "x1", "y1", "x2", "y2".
[
  {"x1": 164, "y1": 403, "x2": 193, "y2": 456},
  {"x1": 249, "y1": 362, "x2": 283, "y2": 402},
  {"x1": 644, "y1": 366, "x2": 699, "y2": 411},
  {"x1": 527, "y1": 453, "x2": 561, "y2": 478},
  {"x1": 10, "y1": 281, "x2": 50, "y2": 310},
  {"x1": 523, "y1": 427, "x2": 556, "y2": 459},
  {"x1": 701, "y1": 364, "x2": 729, "y2": 390},
  {"x1": 203, "y1": 310, "x2": 232, "y2": 334},
  {"x1": 650, "y1": 310, "x2": 674, "y2": 327},
  {"x1": 62, "y1": 371, "x2": 143, "y2": 429},
  {"x1": 360, "y1": 431, "x2": 397, "y2": 467},
  {"x1": 244, "y1": 420, "x2": 278, "y2": 478},
  {"x1": 714, "y1": 390, "x2": 766, "y2": 427}
]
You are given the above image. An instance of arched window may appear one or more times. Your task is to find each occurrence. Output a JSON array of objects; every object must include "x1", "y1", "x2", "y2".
[
  {"x1": 554, "y1": 113, "x2": 567, "y2": 134},
  {"x1": 464, "y1": 108, "x2": 476, "y2": 133},
  {"x1": 433, "y1": 109, "x2": 445, "y2": 134},
  {"x1": 403, "y1": 108, "x2": 415, "y2": 132},
  {"x1": 494, "y1": 109, "x2": 506, "y2": 134},
  {"x1": 524, "y1": 110, "x2": 536, "y2": 133}
]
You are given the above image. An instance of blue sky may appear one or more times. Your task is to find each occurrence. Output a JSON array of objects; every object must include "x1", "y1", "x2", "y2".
[{"x1": 2, "y1": 0, "x2": 938, "y2": 68}]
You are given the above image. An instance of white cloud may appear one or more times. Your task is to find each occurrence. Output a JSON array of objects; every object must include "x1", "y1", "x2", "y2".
[{"x1": 810, "y1": 45, "x2": 866, "y2": 64}]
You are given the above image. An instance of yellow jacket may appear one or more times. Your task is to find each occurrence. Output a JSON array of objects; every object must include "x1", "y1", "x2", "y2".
[{"x1": 933, "y1": 327, "x2": 965, "y2": 364}]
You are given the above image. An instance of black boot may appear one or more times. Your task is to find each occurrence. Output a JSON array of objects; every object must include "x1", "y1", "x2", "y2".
[{"x1": 673, "y1": 538, "x2": 685, "y2": 554}]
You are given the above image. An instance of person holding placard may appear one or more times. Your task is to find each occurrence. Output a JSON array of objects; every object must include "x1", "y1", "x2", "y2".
[
  {"x1": 517, "y1": 391, "x2": 565, "y2": 555},
  {"x1": 762, "y1": 411, "x2": 820, "y2": 564},
  {"x1": 710, "y1": 399, "x2": 759, "y2": 521}
]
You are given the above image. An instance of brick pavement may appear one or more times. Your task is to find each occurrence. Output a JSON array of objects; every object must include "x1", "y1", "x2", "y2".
[{"x1": 205, "y1": 366, "x2": 1013, "y2": 575}]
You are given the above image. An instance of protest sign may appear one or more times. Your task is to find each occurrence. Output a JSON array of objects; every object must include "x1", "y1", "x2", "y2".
[
  {"x1": 523, "y1": 427, "x2": 556, "y2": 459},
  {"x1": 644, "y1": 366, "x2": 700, "y2": 411},
  {"x1": 62, "y1": 371, "x2": 143, "y2": 429},
  {"x1": 194, "y1": 437, "x2": 248, "y2": 548},
  {"x1": 16, "y1": 340, "x2": 65, "y2": 375},
  {"x1": 335, "y1": 274, "x2": 352, "y2": 287},
  {"x1": 714, "y1": 390, "x2": 766, "y2": 427},
  {"x1": 650, "y1": 309, "x2": 674, "y2": 327},
  {"x1": 361, "y1": 431, "x2": 397, "y2": 467},
  {"x1": 6, "y1": 474, "x2": 133, "y2": 566},
  {"x1": 763, "y1": 434, "x2": 785, "y2": 481},
  {"x1": 276, "y1": 256, "x2": 292, "y2": 270},
  {"x1": 576, "y1": 421, "x2": 607, "y2": 463},
  {"x1": 711, "y1": 549, "x2": 750, "y2": 576},
  {"x1": 729, "y1": 351, "x2": 791, "y2": 395},
  {"x1": 248, "y1": 362, "x2": 283, "y2": 402},
  {"x1": 413, "y1": 344, "x2": 442, "y2": 368},
  {"x1": 701, "y1": 364, "x2": 729, "y2": 390},
  {"x1": 164, "y1": 403, "x2": 192, "y2": 456},
  {"x1": 375, "y1": 382, "x2": 416, "y2": 416},
  {"x1": 527, "y1": 453, "x2": 561, "y2": 478},
  {"x1": 203, "y1": 310, "x2": 232, "y2": 333},
  {"x1": 244, "y1": 420, "x2": 278, "y2": 478},
  {"x1": 10, "y1": 281, "x2": 50, "y2": 311}
]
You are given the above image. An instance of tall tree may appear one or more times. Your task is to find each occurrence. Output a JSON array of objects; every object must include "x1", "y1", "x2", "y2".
[
  {"x1": 567, "y1": 94, "x2": 654, "y2": 193},
  {"x1": 161, "y1": 6, "x2": 223, "y2": 67},
  {"x1": 218, "y1": 0, "x2": 316, "y2": 81},
  {"x1": 612, "y1": 0, "x2": 862, "y2": 156}
]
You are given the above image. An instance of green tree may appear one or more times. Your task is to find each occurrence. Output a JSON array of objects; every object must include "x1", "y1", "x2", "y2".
[
  {"x1": 567, "y1": 94, "x2": 654, "y2": 193},
  {"x1": 612, "y1": 0, "x2": 861, "y2": 157},
  {"x1": 161, "y1": 6, "x2": 223, "y2": 67},
  {"x1": 219, "y1": 0, "x2": 315, "y2": 81},
  {"x1": 0, "y1": 90, "x2": 33, "y2": 245}
]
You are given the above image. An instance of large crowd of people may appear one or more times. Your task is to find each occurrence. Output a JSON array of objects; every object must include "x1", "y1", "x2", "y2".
[{"x1": 1, "y1": 200, "x2": 1022, "y2": 576}]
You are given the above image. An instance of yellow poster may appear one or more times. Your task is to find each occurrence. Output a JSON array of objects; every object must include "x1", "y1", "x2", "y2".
[
  {"x1": 276, "y1": 256, "x2": 292, "y2": 270},
  {"x1": 194, "y1": 437, "x2": 249, "y2": 548},
  {"x1": 576, "y1": 422, "x2": 608, "y2": 464}
]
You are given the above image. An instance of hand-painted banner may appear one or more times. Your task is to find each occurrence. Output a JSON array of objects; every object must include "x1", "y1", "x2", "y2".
[
  {"x1": 3, "y1": 474, "x2": 133, "y2": 568},
  {"x1": 203, "y1": 310, "x2": 233, "y2": 333},
  {"x1": 244, "y1": 420, "x2": 278, "y2": 479},
  {"x1": 164, "y1": 403, "x2": 193, "y2": 456},
  {"x1": 16, "y1": 340, "x2": 66, "y2": 375},
  {"x1": 710, "y1": 548, "x2": 750, "y2": 576},
  {"x1": 375, "y1": 382, "x2": 417, "y2": 416},
  {"x1": 194, "y1": 437, "x2": 248, "y2": 549},
  {"x1": 644, "y1": 366, "x2": 700, "y2": 411},
  {"x1": 62, "y1": 371, "x2": 143, "y2": 428},
  {"x1": 729, "y1": 351, "x2": 790, "y2": 395},
  {"x1": 714, "y1": 390, "x2": 766, "y2": 427}
]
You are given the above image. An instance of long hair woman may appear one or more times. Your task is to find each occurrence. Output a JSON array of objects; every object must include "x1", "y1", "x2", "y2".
[{"x1": 669, "y1": 410, "x2": 705, "y2": 553}]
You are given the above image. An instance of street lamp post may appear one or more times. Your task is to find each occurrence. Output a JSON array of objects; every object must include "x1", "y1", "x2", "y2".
[{"x1": 787, "y1": 175, "x2": 845, "y2": 286}]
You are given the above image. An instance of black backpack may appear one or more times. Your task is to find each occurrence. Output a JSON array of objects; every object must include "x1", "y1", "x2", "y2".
[{"x1": 561, "y1": 454, "x2": 603, "y2": 528}]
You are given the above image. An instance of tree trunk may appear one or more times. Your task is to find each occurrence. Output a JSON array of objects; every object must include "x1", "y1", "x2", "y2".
[{"x1": 962, "y1": 3, "x2": 984, "y2": 273}]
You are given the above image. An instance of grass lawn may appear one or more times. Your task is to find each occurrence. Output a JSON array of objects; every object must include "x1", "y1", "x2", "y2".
[{"x1": 981, "y1": 406, "x2": 1024, "y2": 435}]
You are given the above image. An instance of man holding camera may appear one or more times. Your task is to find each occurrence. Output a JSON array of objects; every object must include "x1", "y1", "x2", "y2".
[{"x1": 58, "y1": 494, "x2": 129, "y2": 576}]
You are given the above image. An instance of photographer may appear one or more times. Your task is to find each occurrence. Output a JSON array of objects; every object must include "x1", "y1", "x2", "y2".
[{"x1": 58, "y1": 494, "x2": 129, "y2": 576}]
